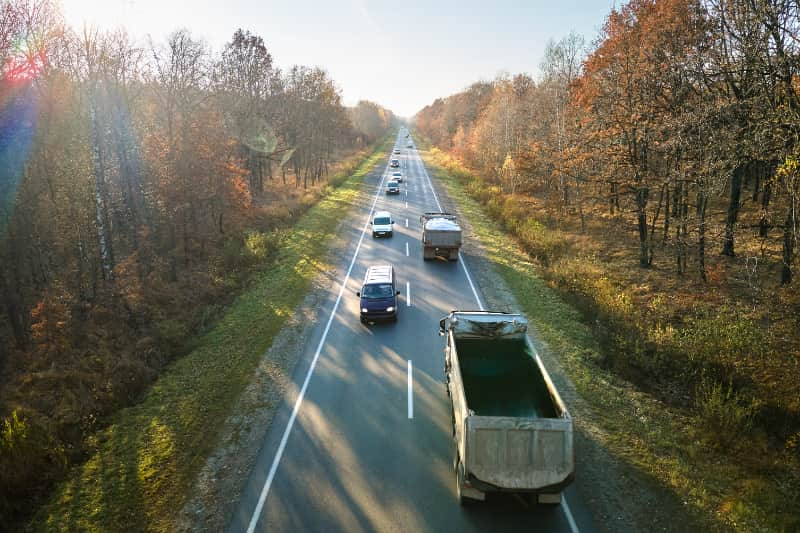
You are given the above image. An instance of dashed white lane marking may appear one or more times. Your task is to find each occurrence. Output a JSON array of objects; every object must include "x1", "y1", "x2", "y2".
[
  {"x1": 406, "y1": 242, "x2": 409, "y2": 257},
  {"x1": 405, "y1": 218, "x2": 408, "y2": 228},
  {"x1": 406, "y1": 281, "x2": 411, "y2": 307},
  {"x1": 407, "y1": 360, "x2": 413, "y2": 419}
]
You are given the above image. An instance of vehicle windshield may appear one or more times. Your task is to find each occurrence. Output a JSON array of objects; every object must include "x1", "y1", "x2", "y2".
[
  {"x1": 373, "y1": 217, "x2": 391, "y2": 225},
  {"x1": 362, "y1": 283, "x2": 394, "y2": 299},
  {"x1": 388, "y1": 182, "x2": 398, "y2": 187},
  {"x1": 393, "y1": 173, "x2": 401, "y2": 177}
]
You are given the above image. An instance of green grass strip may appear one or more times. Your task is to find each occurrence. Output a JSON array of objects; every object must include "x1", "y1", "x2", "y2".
[{"x1": 32, "y1": 136, "x2": 393, "y2": 533}]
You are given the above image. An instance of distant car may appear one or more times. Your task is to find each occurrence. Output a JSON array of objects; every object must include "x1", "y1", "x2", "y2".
[
  {"x1": 392, "y1": 171, "x2": 403, "y2": 182},
  {"x1": 407, "y1": 143, "x2": 413, "y2": 148},
  {"x1": 386, "y1": 180, "x2": 400, "y2": 194},
  {"x1": 371, "y1": 210, "x2": 394, "y2": 237},
  {"x1": 393, "y1": 148, "x2": 401, "y2": 154},
  {"x1": 390, "y1": 158, "x2": 400, "y2": 168}
]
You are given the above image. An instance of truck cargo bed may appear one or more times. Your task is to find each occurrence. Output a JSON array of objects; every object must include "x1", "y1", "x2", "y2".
[{"x1": 455, "y1": 338, "x2": 557, "y2": 419}]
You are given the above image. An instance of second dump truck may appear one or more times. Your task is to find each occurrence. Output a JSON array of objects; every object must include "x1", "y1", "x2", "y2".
[
  {"x1": 440, "y1": 311, "x2": 575, "y2": 504},
  {"x1": 420, "y1": 212, "x2": 462, "y2": 261}
]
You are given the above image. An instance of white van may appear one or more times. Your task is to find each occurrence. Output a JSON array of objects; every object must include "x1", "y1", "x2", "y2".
[{"x1": 371, "y1": 210, "x2": 394, "y2": 237}]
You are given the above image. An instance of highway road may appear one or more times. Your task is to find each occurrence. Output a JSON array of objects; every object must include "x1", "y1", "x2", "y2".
[{"x1": 228, "y1": 130, "x2": 597, "y2": 532}]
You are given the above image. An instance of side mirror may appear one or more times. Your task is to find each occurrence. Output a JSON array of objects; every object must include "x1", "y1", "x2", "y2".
[
  {"x1": 355, "y1": 291, "x2": 361, "y2": 297},
  {"x1": 391, "y1": 220, "x2": 395, "y2": 225},
  {"x1": 396, "y1": 290, "x2": 401, "y2": 295}
]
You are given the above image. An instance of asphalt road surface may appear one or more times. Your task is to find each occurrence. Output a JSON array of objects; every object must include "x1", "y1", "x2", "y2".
[{"x1": 228, "y1": 130, "x2": 597, "y2": 532}]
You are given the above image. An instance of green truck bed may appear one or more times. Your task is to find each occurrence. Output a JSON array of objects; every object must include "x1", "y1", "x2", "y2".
[{"x1": 455, "y1": 338, "x2": 557, "y2": 419}]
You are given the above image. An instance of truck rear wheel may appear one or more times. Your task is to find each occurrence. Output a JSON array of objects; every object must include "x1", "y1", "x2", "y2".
[{"x1": 456, "y1": 461, "x2": 473, "y2": 506}]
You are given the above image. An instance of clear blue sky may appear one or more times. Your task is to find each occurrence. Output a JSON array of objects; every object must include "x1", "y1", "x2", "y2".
[{"x1": 61, "y1": 0, "x2": 616, "y2": 117}]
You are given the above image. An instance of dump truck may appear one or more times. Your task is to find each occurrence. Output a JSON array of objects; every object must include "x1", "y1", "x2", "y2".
[
  {"x1": 440, "y1": 311, "x2": 574, "y2": 504},
  {"x1": 420, "y1": 212, "x2": 462, "y2": 261}
]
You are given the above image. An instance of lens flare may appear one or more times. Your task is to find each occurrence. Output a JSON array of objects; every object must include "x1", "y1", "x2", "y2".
[{"x1": 0, "y1": 86, "x2": 38, "y2": 220}]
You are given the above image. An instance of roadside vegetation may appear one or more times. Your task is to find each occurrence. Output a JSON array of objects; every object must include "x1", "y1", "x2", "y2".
[
  {"x1": 419, "y1": 142, "x2": 800, "y2": 532},
  {"x1": 23, "y1": 136, "x2": 392, "y2": 532},
  {"x1": 0, "y1": 0, "x2": 397, "y2": 528}
]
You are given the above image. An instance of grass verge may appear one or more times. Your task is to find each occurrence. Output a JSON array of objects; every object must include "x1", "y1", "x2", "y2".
[
  {"x1": 418, "y1": 144, "x2": 799, "y2": 533},
  {"x1": 29, "y1": 136, "x2": 393, "y2": 532}
]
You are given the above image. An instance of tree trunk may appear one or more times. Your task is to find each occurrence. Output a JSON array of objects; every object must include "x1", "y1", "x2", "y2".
[
  {"x1": 722, "y1": 163, "x2": 744, "y2": 256},
  {"x1": 760, "y1": 179, "x2": 772, "y2": 237},
  {"x1": 663, "y1": 183, "x2": 670, "y2": 246},
  {"x1": 782, "y1": 199, "x2": 797, "y2": 285},
  {"x1": 0, "y1": 267, "x2": 27, "y2": 350},
  {"x1": 636, "y1": 183, "x2": 650, "y2": 267},
  {"x1": 90, "y1": 99, "x2": 115, "y2": 281},
  {"x1": 697, "y1": 191, "x2": 708, "y2": 282},
  {"x1": 648, "y1": 184, "x2": 664, "y2": 265}
]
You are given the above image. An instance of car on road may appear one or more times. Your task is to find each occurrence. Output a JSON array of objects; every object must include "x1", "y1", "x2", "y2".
[
  {"x1": 391, "y1": 171, "x2": 403, "y2": 182},
  {"x1": 390, "y1": 158, "x2": 400, "y2": 168},
  {"x1": 371, "y1": 211, "x2": 394, "y2": 237},
  {"x1": 356, "y1": 265, "x2": 399, "y2": 323},
  {"x1": 407, "y1": 143, "x2": 413, "y2": 148},
  {"x1": 386, "y1": 179, "x2": 400, "y2": 194},
  {"x1": 393, "y1": 148, "x2": 401, "y2": 154}
]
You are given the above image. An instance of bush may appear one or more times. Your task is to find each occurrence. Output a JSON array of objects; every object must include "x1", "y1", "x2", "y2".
[
  {"x1": 516, "y1": 217, "x2": 567, "y2": 267},
  {"x1": 695, "y1": 376, "x2": 760, "y2": 448},
  {"x1": 244, "y1": 229, "x2": 278, "y2": 261},
  {"x1": 677, "y1": 306, "x2": 767, "y2": 375},
  {"x1": 0, "y1": 411, "x2": 66, "y2": 530}
]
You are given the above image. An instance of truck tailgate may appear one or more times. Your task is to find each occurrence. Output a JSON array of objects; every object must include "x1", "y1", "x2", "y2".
[
  {"x1": 425, "y1": 229, "x2": 462, "y2": 247},
  {"x1": 466, "y1": 415, "x2": 573, "y2": 490}
]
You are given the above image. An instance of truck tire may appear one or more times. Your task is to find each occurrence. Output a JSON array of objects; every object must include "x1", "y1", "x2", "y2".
[{"x1": 456, "y1": 460, "x2": 475, "y2": 506}]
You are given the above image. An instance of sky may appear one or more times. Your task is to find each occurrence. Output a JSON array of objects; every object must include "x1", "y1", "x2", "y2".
[{"x1": 59, "y1": 0, "x2": 616, "y2": 118}]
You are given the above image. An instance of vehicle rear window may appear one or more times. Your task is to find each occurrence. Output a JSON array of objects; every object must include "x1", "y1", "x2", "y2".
[
  {"x1": 362, "y1": 283, "x2": 394, "y2": 299},
  {"x1": 373, "y1": 217, "x2": 390, "y2": 225}
]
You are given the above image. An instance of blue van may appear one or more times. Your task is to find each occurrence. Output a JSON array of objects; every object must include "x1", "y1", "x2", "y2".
[{"x1": 356, "y1": 265, "x2": 400, "y2": 323}]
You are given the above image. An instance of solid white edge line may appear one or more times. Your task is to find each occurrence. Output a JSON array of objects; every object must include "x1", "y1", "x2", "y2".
[
  {"x1": 246, "y1": 137, "x2": 397, "y2": 533},
  {"x1": 414, "y1": 141, "x2": 580, "y2": 533},
  {"x1": 561, "y1": 492, "x2": 579, "y2": 533},
  {"x1": 457, "y1": 253, "x2": 484, "y2": 311},
  {"x1": 406, "y1": 281, "x2": 411, "y2": 307},
  {"x1": 407, "y1": 360, "x2": 413, "y2": 419}
]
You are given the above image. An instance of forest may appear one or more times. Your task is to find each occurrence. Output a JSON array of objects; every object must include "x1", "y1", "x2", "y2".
[
  {"x1": 0, "y1": 0, "x2": 395, "y2": 523},
  {"x1": 415, "y1": 0, "x2": 799, "y2": 523}
]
